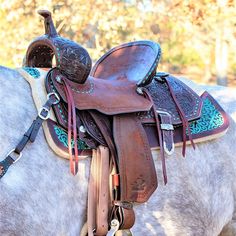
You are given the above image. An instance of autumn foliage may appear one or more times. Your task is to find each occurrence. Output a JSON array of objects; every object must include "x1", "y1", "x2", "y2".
[{"x1": 0, "y1": 0, "x2": 235, "y2": 85}]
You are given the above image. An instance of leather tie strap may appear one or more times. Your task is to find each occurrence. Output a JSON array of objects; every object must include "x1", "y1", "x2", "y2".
[
  {"x1": 142, "y1": 88, "x2": 167, "y2": 184},
  {"x1": 61, "y1": 78, "x2": 79, "y2": 175},
  {"x1": 164, "y1": 77, "x2": 195, "y2": 156}
]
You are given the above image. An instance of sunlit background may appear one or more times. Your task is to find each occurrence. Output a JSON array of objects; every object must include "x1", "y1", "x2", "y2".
[{"x1": 0, "y1": 0, "x2": 235, "y2": 86}]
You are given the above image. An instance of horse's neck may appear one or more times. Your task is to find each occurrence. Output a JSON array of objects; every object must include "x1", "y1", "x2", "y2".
[{"x1": 0, "y1": 67, "x2": 91, "y2": 233}]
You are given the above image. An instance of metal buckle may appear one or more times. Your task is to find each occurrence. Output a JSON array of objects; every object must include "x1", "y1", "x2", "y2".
[
  {"x1": 160, "y1": 124, "x2": 174, "y2": 131},
  {"x1": 136, "y1": 87, "x2": 144, "y2": 95},
  {"x1": 38, "y1": 107, "x2": 50, "y2": 120},
  {"x1": 156, "y1": 110, "x2": 174, "y2": 131},
  {"x1": 47, "y1": 92, "x2": 60, "y2": 105},
  {"x1": 79, "y1": 125, "x2": 86, "y2": 133},
  {"x1": 7, "y1": 149, "x2": 22, "y2": 163},
  {"x1": 156, "y1": 110, "x2": 172, "y2": 118}
]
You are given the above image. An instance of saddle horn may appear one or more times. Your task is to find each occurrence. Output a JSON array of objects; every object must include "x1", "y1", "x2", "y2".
[
  {"x1": 24, "y1": 10, "x2": 92, "y2": 84},
  {"x1": 37, "y1": 10, "x2": 58, "y2": 37}
]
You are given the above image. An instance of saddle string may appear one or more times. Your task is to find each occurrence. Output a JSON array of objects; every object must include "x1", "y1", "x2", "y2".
[
  {"x1": 164, "y1": 78, "x2": 195, "y2": 156},
  {"x1": 61, "y1": 77, "x2": 79, "y2": 175},
  {"x1": 142, "y1": 88, "x2": 167, "y2": 185}
]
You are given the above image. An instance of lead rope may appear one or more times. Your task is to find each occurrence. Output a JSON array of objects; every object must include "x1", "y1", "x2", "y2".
[
  {"x1": 61, "y1": 78, "x2": 79, "y2": 175},
  {"x1": 0, "y1": 92, "x2": 60, "y2": 179}
]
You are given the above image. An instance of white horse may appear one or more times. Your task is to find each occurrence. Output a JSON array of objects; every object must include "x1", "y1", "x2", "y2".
[{"x1": 0, "y1": 65, "x2": 236, "y2": 236}]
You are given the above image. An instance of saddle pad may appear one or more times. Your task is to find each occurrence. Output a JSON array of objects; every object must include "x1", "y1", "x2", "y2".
[
  {"x1": 91, "y1": 40, "x2": 161, "y2": 86},
  {"x1": 43, "y1": 91, "x2": 229, "y2": 159},
  {"x1": 47, "y1": 69, "x2": 153, "y2": 115},
  {"x1": 17, "y1": 67, "x2": 91, "y2": 159}
]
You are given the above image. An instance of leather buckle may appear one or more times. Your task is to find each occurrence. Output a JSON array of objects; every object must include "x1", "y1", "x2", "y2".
[
  {"x1": 38, "y1": 107, "x2": 50, "y2": 120},
  {"x1": 7, "y1": 149, "x2": 22, "y2": 163}
]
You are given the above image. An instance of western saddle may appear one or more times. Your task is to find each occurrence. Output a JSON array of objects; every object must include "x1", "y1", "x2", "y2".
[{"x1": 1, "y1": 10, "x2": 229, "y2": 236}]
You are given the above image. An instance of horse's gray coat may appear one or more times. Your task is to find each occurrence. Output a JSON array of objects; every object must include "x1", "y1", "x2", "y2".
[{"x1": 0, "y1": 66, "x2": 236, "y2": 236}]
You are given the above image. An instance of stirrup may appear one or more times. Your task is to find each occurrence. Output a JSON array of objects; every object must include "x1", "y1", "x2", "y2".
[{"x1": 107, "y1": 219, "x2": 120, "y2": 236}]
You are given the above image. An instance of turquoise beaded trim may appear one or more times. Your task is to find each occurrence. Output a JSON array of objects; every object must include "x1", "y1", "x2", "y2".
[
  {"x1": 54, "y1": 125, "x2": 89, "y2": 150},
  {"x1": 23, "y1": 67, "x2": 40, "y2": 79},
  {"x1": 188, "y1": 98, "x2": 224, "y2": 135}
]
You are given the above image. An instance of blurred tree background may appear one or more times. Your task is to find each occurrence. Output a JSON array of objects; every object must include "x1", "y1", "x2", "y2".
[{"x1": 0, "y1": 0, "x2": 235, "y2": 86}]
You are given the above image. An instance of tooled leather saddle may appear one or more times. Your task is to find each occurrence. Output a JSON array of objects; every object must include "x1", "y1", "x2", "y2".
[{"x1": 22, "y1": 10, "x2": 229, "y2": 236}]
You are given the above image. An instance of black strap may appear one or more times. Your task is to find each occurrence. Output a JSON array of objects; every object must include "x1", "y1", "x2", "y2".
[{"x1": 0, "y1": 93, "x2": 59, "y2": 179}]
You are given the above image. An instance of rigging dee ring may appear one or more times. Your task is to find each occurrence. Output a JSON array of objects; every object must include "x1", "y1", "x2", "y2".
[{"x1": 47, "y1": 92, "x2": 60, "y2": 105}]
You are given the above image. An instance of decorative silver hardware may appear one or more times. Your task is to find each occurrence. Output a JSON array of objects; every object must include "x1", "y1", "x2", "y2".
[
  {"x1": 164, "y1": 141, "x2": 175, "y2": 155},
  {"x1": 47, "y1": 92, "x2": 60, "y2": 105},
  {"x1": 107, "y1": 219, "x2": 120, "y2": 236},
  {"x1": 160, "y1": 124, "x2": 174, "y2": 131},
  {"x1": 7, "y1": 149, "x2": 23, "y2": 163},
  {"x1": 136, "y1": 87, "x2": 144, "y2": 95},
  {"x1": 55, "y1": 75, "x2": 62, "y2": 83},
  {"x1": 79, "y1": 125, "x2": 86, "y2": 133},
  {"x1": 38, "y1": 107, "x2": 50, "y2": 120}
]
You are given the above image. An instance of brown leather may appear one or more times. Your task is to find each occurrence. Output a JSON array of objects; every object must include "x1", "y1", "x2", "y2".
[
  {"x1": 158, "y1": 112, "x2": 174, "y2": 155},
  {"x1": 61, "y1": 78, "x2": 79, "y2": 175},
  {"x1": 119, "y1": 208, "x2": 135, "y2": 230},
  {"x1": 113, "y1": 114, "x2": 157, "y2": 203},
  {"x1": 139, "y1": 76, "x2": 203, "y2": 125},
  {"x1": 91, "y1": 40, "x2": 161, "y2": 86},
  {"x1": 24, "y1": 10, "x2": 91, "y2": 84},
  {"x1": 164, "y1": 76, "x2": 195, "y2": 156},
  {"x1": 39, "y1": 37, "x2": 229, "y2": 234},
  {"x1": 22, "y1": 10, "x2": 231, "y2": 235},
  {"x1": 144, "y1": 91, "x2": 229, "y2": 148},
  {"x1": 50, "y1": 70, "x2": 153, "y2": 115}
]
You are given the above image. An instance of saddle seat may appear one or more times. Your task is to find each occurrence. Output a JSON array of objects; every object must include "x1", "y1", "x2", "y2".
[{"x1": 90, "y1": 40, "x2": 203, "y2": 125}]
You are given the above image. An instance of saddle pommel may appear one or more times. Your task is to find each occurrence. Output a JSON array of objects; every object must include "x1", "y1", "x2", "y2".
[{"x1": 37, "y1": 10, "x2": 58, "y2": 37}]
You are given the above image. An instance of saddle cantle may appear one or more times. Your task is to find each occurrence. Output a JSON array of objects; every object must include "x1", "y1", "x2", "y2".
[
  {"x1": 91, "y1": 40, "x2": 161, "y2": 86},
  {"x1": 17, "y1": 10, "x2": 230, "y2": 236}
]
